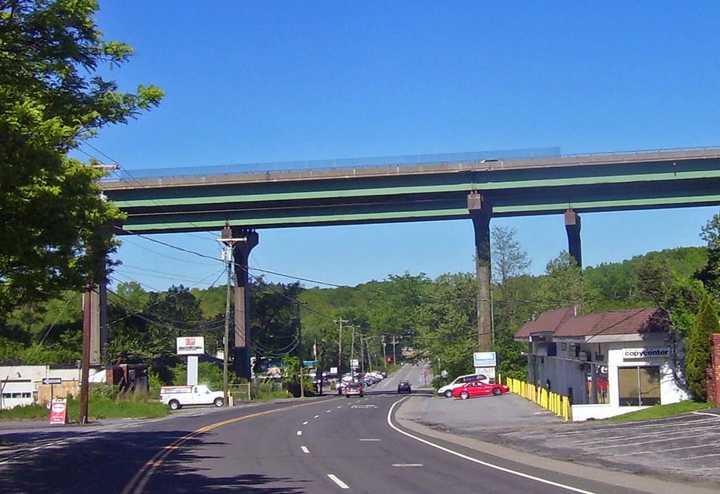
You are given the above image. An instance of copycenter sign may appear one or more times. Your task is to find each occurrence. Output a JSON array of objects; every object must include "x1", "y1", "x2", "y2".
[{"x1": 622, "y1": 348, "x2": 670, "y2": 360}]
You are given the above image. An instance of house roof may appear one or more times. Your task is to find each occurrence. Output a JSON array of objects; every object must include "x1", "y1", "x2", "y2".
[
  {"x1": 515, "y1": 307, "x2": 669, "y2": 340},
  {"x1": 515, "y1": 307, "x2": 576, "y2": 339},
  {"x1": 554, "y1": 308, "x2": 668, "y2": 338}
]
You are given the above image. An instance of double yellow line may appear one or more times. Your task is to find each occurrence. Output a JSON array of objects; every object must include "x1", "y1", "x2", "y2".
[{"x1": 121, "y1": 398, "x2": 335, "y2": 494}]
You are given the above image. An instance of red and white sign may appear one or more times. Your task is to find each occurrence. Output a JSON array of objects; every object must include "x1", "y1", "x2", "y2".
[
  {"x1": 176, "y1": 336, "x2": 205, "y2": 355},
  {"x1": 49, "y1": 398, "x2": 68, "y2": 425}
]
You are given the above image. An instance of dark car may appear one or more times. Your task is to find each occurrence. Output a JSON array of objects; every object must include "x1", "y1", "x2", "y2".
[{"x1": 397, "y1": 381, "x2": 412, "y2": 394}]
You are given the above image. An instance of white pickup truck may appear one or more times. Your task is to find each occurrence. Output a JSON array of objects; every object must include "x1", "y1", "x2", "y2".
[{"x1": 160, "y1": 385, "x2": 224, "y2": 410}]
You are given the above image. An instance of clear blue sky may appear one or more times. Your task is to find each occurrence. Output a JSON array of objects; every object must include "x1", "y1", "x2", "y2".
[{"x1": 87, "y1": 1, "x2": 720, "y2": 291}]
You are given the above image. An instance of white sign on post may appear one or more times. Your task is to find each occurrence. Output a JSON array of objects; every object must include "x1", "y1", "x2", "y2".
[
  {"x1": 475, "y1": 366, "x2": 496, "y2": 380},
  {"x1": 177, "y1": 337, "x2": 205, "y2": 355},
  {"x1": 330, "y1": 367, "x2": 338, "y2": 375},
  {"x1": 473, "y1": 352, "x2": 496, "y2": 367},
  {"x1": 350, "y1": 359, "x2": 359, "y2": 370}
]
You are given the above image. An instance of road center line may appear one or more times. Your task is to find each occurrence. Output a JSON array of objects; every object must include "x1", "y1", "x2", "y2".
[
  {"x1": 121, "y1": 398, "x2": 338, "y2": 494},
  {"x1": 387, "y1": 398, "x2": 596, "y2": 494},
  {"x1": 301, "y1": 446, "x2": 310, "y2": 454},
  {"x1": 327, "y1": 474, "x2": 350, "y2": 489}
]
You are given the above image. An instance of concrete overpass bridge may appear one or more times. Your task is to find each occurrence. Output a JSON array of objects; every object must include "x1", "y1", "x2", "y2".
[{"x1": 101, "y1": 146, "x2": 720, "y2": 376}]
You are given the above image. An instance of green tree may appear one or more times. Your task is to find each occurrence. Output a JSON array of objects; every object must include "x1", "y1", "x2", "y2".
[
  {"x1": 491, "y1": 226, "x2": 532, "y2": 378},
  {"x1": 540, "y1": 252, "x2": 591, "y2": 311},
  {"x1": 696, "y1": 212, "x2": 720, "y2": 296},
  {"x1": 0, "y1": 0, "x2": 163, "y2": 315},
  {"x1": 686, "y1": 296, "x2": 718, "y2": 401}
]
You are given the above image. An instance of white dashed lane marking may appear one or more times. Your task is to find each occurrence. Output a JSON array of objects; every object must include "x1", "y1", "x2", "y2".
[
  {"x1": 327, "y1": 474, "x2": 350, "y2": 489},
  {"x1": 301, "y1": 446, "x2": 310, "y2": 454},
  {"x1": 296, "y1": 430, "x2": 303, "y2": 436},
  {"x1": 302, "y1": 421, "x2": 309, "y2": 425}
]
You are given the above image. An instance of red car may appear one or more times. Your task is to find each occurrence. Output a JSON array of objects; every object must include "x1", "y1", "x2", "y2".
[{"x1": 452, "y1": 382, "x2": 509, "y2": 400}]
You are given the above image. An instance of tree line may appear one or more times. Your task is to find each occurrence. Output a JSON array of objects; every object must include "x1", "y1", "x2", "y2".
[{"x1": 2, "y1": 220, "x2": 716, "y2": 397}]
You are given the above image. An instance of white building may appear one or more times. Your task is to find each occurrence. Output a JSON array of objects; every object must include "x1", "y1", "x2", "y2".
[
  {"x1": 0, "y1": 365, "x2": 106, "y2": 410},
  {"x1": 516, "y1": 307, "x2": 689, "y2": 421}
]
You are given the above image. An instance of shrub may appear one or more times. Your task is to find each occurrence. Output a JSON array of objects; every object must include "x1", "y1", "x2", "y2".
[{"x1": 686, "y1": 296, "x2": 718, "y2": 401}]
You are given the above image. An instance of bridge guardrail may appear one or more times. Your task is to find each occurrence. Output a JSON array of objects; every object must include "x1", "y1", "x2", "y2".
[{"x1": 503, "y1": 377, "x2": 572, "y2": 421}]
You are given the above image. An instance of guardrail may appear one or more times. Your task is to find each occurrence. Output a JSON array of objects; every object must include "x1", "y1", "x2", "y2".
[{"x1": 504, "y1": 377, "x2": 572, "y2": 421}]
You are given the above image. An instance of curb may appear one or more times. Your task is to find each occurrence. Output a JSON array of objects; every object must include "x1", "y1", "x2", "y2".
[{"x1": 395, "y1": 396, "x2": 720, "y2": 494}]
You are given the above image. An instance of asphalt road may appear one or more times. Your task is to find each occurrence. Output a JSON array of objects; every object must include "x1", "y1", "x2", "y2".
[{"x1": 1, "y1": 387, "x2": 653, "y2": 494}]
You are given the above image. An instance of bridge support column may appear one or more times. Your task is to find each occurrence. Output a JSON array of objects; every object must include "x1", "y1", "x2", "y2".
[
  {"x1": 469, "y1": 192, "x2": 493, "y2": 352},
  {"x1": 89, "y1": 248, "x2": 109, "y2": 365},
  {"x1": 564, "y1": 209, "x2": 582, "y2": 267},
  {"x1": 232, "y1": 228, "x2": 259, "y2": 380}
]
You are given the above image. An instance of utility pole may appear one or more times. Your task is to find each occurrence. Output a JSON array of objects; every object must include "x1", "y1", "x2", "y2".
[
  {"x1": 381, "y1": 335, "x2": 387, "y2": 368},
  {"x1": 222, "y1": 256, "x2": 232, "y2": 407},
  {"x1": 350, "y1": 325, "x2": 356, "y2": 374},
  {"x1": 218, "y1": 222, "x2": 243, "y2": 408},
  {"x1": 79, "y1": 286, "x2": 92, "y2": 424},
  {"x1": 298, "y1": 303, "x2": 304, "y2": 399},
  {"x1": 392, "y1": 335, "x2": 398, "y2": 365},
  {"x1": 360, "y1": 336, "x2": 364, "y2": 374},
  {"x1": 335, "y1": 319, "x2": 348, "y2": 375},
  {"x1": 80, "y1": 163, "x2": 118, "y2": 424}
]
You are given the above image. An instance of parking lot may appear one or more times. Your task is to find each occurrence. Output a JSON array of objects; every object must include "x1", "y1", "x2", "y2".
[
  {"x1": 400, "y1": 393, "x2": 720, "y2": 485},
  {"x1": 512, "y1": 409, "x2": 720, "y2": 483}
]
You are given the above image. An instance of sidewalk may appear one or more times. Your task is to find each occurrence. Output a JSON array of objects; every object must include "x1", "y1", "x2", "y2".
[{"x1": 399, "y1": 394, "x2": 720, "y2": 486}]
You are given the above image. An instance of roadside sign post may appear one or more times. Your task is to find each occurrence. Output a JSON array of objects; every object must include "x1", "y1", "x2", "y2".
[
  {"x1": 42, "y1": 377, "x2": 62, "y2": 407},
  {"x1": 473, "y1": 351, "x2": 497, "y2": 381},
  {"x1": 49, "y1": 398, "x2": 68, "y2": 425},
  {"x1": 177, "y1": 337, "x2": 205, "y2": 387}
]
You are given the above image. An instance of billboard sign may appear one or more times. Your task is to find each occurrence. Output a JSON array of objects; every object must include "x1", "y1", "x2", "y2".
[{"x1": 176, "y1": 337, "x2": 205, "y2": 355}]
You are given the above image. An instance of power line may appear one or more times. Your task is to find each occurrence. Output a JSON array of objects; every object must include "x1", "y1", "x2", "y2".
[
  {"x1": 84, "y1": 141, "x2": 219, "y2": 242},
  {"x1": 113, "y1": 225, "x2": 346, "y2": 288}
]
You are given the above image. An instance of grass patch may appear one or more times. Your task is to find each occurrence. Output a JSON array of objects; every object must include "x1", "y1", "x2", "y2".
[
  {"x1": 0, "y1": 403, "x2": 49, "y2": 421},
  {"x1": 0, "y1": 397, "x2": 168, "y2": 422},
  {"x1": 608, "y1": 400, "x2": 711, "y2": 422}
]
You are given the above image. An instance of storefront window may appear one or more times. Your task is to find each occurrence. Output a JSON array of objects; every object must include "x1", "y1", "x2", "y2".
[{"x1": 618, "y1": 366, "x2": 661, "y2": 406}]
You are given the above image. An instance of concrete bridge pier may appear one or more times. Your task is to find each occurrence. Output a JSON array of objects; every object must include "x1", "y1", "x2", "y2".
[
  {"x1": 232, "y1": 228, "x2": 259, "y2": 379},
  {"x1": 468, "y1": 192, "x2": 493, "y2": 352},
  {"x1": 88, "y1": 249, "x2": 109, "y2": 365},
  {"x1": 564, "y1": 208, "x2": 582, "y2": 267}
]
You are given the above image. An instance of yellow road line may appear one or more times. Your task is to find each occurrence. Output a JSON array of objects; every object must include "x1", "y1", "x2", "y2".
[{"x1": 121, "y1": 398, "x2": 336, "y2": 494}]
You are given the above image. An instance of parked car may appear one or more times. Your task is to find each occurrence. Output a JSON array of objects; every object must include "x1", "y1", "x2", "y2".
[
  {"x1": 160, "y1": 385, "x2": 224, "y2": 410},
  {"x1": 344, "y1": 382, "x2": 364, "y2": 398},
  {"x1": 451, "y1": 382, "x2": 509, "y2": 400},
  {"x1": 397, "y1": 380, "x2": 412, "y2": 394},
  {"x1": 437, "y1": 373, "x2": 488, "y2": 398}
]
